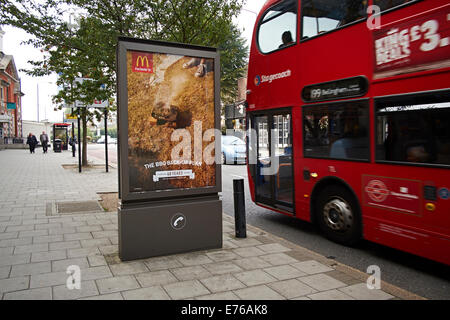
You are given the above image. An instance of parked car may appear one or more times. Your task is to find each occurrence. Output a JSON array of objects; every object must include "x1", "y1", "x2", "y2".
[
  {"x1": 97, "y1": 135, "x2": 116, "y2": 144},
  {"x1": 221, "y1": 135, "x2": 246, "y2": 165}
]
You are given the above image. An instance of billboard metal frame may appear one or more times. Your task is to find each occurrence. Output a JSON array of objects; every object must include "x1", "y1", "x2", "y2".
[{"x1": 117, "y1": 37, "x2": 222, "y2": 204}]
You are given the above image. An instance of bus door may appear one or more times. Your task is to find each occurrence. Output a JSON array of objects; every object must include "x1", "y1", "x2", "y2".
[{"x1": 251, "y1": 110, "x2": 294, "y2": 214}]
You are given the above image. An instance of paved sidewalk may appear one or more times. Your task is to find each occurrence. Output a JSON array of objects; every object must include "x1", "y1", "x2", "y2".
[{"x1": 0, "y1": 149, "x2": 422, "y2": 300}]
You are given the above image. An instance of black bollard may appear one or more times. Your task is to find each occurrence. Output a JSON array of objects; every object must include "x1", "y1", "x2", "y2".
[{"x1": 233, "y1": 178, "x2": 247, "y2": 238}]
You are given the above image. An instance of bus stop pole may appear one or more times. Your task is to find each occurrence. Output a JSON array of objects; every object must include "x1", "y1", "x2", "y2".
[
  {"x1": 71, "y1": 107, "x2": 75, "y2": 157},
  {"x1": 104, "y1": 107, "x2": 109, "y2": 173},
  {"x1": 77, "y1": 107, "x2": 82, "y2": 173},
  {"x1": 233, "y1": 178, "x2": 247, "y2": 238}
]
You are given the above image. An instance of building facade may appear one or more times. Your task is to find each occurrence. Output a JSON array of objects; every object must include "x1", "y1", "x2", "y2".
[{"x1": 0, "y1": 28, "x2": 24, "y2": 144}]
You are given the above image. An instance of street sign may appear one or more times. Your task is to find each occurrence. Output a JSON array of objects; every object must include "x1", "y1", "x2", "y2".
[{"x1": 74, "y1": 77, "x2": 108, "y2": 108}]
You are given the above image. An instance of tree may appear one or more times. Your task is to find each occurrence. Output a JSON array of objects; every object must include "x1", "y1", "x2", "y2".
[{"x1": 0, "y1": 0, "x2": 248, "y2": 165}]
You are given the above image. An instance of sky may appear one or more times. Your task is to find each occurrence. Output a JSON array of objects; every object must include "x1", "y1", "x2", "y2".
[{"x1": 1, "y1": 0, "x2": 266, "y2": 123}]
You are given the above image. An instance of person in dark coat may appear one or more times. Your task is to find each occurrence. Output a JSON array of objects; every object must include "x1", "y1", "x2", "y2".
[
  {"x1": 40, "y1": 131, "x2": 49, "y2": 153},
  {"x1": 26, "y1": 133, "x2": 38, "y2": 154}
]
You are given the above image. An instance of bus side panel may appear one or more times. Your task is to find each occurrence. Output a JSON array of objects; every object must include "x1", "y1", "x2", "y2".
[
  {"x1": 292, "y1": 106, "x2": 310, "y2": 221},
  {"x1": 364, "y1": 217, "x2": 450, "y2": 265}
]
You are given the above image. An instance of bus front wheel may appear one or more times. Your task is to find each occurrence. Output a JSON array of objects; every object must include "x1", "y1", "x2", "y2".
[{"x1": 316, "y1": 185, "x2": 362, "y2": 246}]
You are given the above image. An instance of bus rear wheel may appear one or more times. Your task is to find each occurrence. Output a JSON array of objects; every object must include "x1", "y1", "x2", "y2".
[{"x1": 316, "y1": 185, "x2": 362, "y2": 246}]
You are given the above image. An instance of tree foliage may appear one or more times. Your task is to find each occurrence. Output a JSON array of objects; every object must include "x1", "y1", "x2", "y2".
[{"x1": 0, "y1": 0, "x2": 248, "y2": 164}]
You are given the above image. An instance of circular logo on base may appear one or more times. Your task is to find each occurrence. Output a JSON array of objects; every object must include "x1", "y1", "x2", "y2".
[
  {"x1": 171, "y1": 213, "x2": 186, "y2": 230},
  {"x1": 365, "y1": 180, "x2": 389, "y2": 203}
]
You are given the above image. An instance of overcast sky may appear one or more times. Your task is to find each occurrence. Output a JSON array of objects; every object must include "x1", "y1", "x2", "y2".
[{"x1": 2, "y1": 0, "x2": 265, "y2": 123}]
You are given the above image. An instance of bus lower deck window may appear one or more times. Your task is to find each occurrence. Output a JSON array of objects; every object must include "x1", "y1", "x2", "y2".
[{"x1": 376, "y1": 92, "x2": 450, "y2": 166}]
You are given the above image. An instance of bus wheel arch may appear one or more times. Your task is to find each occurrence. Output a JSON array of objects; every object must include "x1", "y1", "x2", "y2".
[{"x1": 310, "y1": 177, "x2": 363, "y2": 246}]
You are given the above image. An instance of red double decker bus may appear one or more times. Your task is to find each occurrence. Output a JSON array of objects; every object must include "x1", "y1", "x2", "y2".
[{"x1": 246, "y1": 0, "x2": 450, "y2": 265}]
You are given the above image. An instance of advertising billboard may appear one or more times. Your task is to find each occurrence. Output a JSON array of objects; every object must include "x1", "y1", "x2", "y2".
[{"x1": 117, "y1": 38, "x2": 221, "y2": 203}]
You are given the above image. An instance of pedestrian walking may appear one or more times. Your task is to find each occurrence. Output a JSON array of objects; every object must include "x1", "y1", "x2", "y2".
[
  {"x1": 26, "y1": 133, "x2": 38, "y2": 154},
  {"x1": 40, "y1": 131, "x2": 49, "y2": 153}
]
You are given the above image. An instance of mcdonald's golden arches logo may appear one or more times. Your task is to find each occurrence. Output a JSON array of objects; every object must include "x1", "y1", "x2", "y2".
[{"x1": 131, "y1": 51, "x2": 153, "y2": 73}]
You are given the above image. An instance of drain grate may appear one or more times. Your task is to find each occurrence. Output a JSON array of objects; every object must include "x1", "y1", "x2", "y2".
[{"x1": 49, "y1": 201, "x2": 104, "y2": 215}]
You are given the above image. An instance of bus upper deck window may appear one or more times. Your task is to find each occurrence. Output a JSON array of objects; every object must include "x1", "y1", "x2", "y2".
[
  {"x1": 258, "y1": 0, "x2": 297, "y2": 54},
  {"x1": 374, "y1": 0, "x2": 415, "y2": 12},
  {"x1": 301, "y1": 0, "x2": 368, "y2": 39}
]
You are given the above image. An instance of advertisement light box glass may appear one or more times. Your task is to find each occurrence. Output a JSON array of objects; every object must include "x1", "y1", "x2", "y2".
[{"x1": 117, "y1": 38, "x2": 221, "y2": 203}]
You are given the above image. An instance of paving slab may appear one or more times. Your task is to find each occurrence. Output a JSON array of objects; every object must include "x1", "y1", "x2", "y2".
[{"x1": 0, "y1": 150, "x2": 421, "y2": 301}]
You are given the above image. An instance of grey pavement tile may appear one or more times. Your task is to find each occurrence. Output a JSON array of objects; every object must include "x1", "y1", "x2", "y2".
[
  {"x1": 308, "y1": 289, "x2": 355, "y2": 300},
  {"x1": 291, "y1": 296, "x2": 312, "y2": 300},
  {"x1": 14, "y1": 243, "x2": 49, "y2": 255},
  {"x1": 163, "y1": 280, "x2": 210, "y2": 300},
  {"x1": 96, "y1": 275, "x2": 140, "y2": 294},
  {"x1": 92, "y1": 230, "x2": 118, "y2": 239},
  {"x1": 234, "y1": 269, "x2": 277, "y2": 287},
  {"x1": 291, "y1": 260, "x2": 334, "y2": 275},
  {"x1": 229, "y1": 237, "x2": 263, "y2": 248},
  {"x1": 259, "y1": 253, "x2": 298, "y2": 266},
  {"x1": 176, "y1": 253, "x2": 214, "y2": 267},
  {"x1": 10, "y1": 262, "x2": 51, "y2": 277},
  {"x1": 80, "y1": 238, "x2": 111, "y2": 248},
  {"x1": 0, "y1": 266, "x2": 11, "y2": 279},
  {"x1": 30, "y1": 271, "x2": 67, "y2": 289},
  {"x1": 22, "y1": 219, "x2": 49, "y2": 226},
  {"x1": 109, "y1": 261, "x2": 149, "y2": 276},
  {"x1": 64, "y1": 232, "x2": 94, "y2": 241},
  {"x1": 79, "y1": 292, "x2": 123, "y2": 300},
  {"x1": 268, "y1": 279, "x2": 317, "y2": 299},
  {"x1": 80, "y1": 266, "x2": 113, "y2": 281},
  {"x1": 256, "y1": 243, "x2": 291, "y2": 254},
  {"x1": 0, "y1": 276, "x2": 30, "y2": 295},
  {"x1": 98, "y1": 245, "x2": 118, "y2": 255},
  {"x1": 3, "y1": 287, "x2": 52, "y2": 300},
  {"x1": 49, "y1": 240, "x2": 81, "y2": 251},
  {"x1": 171, "y1": 265, "x2": 213, "y2": 281},
  {"x1": 234, "y1": 285, "x2": 285, "y2": 300},
  {"x1": 48, "y1": 227, "x2": 77, "y2": 235},
  {"x1": 87, "y1": 255, "x2": 107, "y2": 267},
  {"x1": 233, "y1": 257, "x2": 272, "y2": 270},
  {"x1": 122, "y1": 286, "x2": 171, "y2": 300},
  {"x1": 136, "y1": 270, "x2": 178, "y2": 287},
  {"x1": 35, "y1": 223, "x2": 63, "y2": 230},
  {"x1": 51, "y1": 257, "x2": 90, "y2": 272},
  {"x1": 200, "y1": 274, "x2": 245, "y2": 293},
  {"x1": 101, "y1": 224, "x2": 118, "y2": 231},
  {"x1": 6, "y1": 225, "x2": 34, "y2": 233},
  {"x1": 0, "y1": 254, "x2": 31, "y2": 267},
  {"x1": 0, "y1": 237, "x2": 33, "y2": 248},
  {"x1": 19, "y1": 230, "x2": 48, "y2": 238},
  {"x1": 62, "y1": 221, "x2": 87, "y2": 228},
  {"x1": 67, "y1": 247, "x2": 101, "y2": 258},
  {"x1": 298, "y1": 274, "x2": 347, "y2": 291},
  {"x1": 76, "y1": 225, "x2": 103, "y2": 233},
  {"x1": 203, "y1": 261, "x2": 243, "y2": 275},
  {"x1": 195, "y1": 291, "x2": 240, "y2": 300},
  {"x1": 32, "y1": 235, "x2": 63, "y2": 244},
  {"x1": 53, "y1": 280, "x2": 99, "y2": 300},
  {"x1": 205, "y1": 250, "x2": 238, "y2": 262},
  {"x1": 0, "y1": 232, "x2": 18, "y2": 240},
  {"x1": 232, "y1": 246, "x2": 266, "y2": 258},
  {"x1": 338, "y1": 283, "x2": 395, "y2": 300},
  {"x1": 31, "y1": 250, "x2": 67, "y2": 263},
  {"x1": 0, "y1": 246, "x2": 13, "y2": 256},
  {"x1": 263, "y1": 265, "x2": 308, "y2": 281}
]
